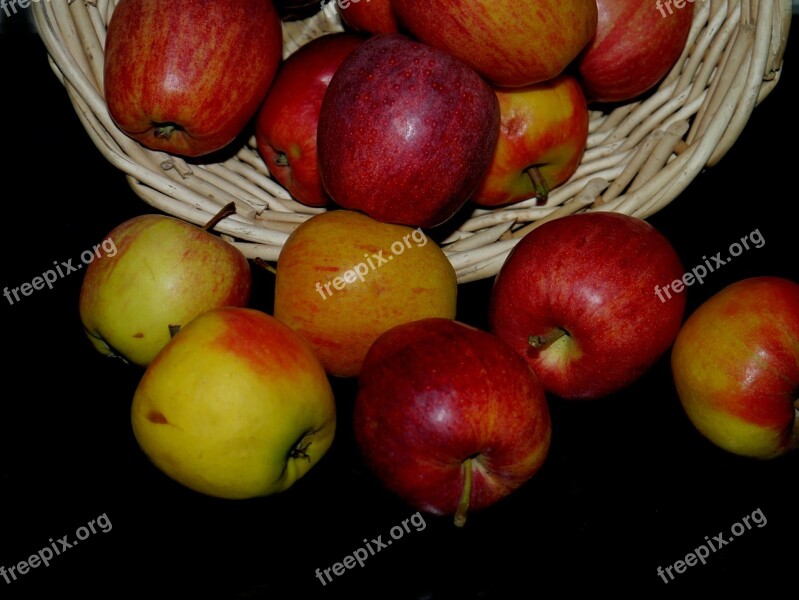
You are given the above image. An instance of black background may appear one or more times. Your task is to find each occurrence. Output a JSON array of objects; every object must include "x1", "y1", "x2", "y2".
[{"x1": 1, "y1": 8, "x2": 798, "y2": 598}]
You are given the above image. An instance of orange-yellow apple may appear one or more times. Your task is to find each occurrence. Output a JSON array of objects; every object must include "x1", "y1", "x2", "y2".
[
  {"x1": 273, "y1": 210, "x2": 457, "y2": 378},
  {"x1": 131, "y1": 307, "x2": 336, "y2": 499},
  {"x1": 79, "y1": 214, "x2": 251, "y2": 367},
  {"x1": 671, "y1": 276, "x2": 799, "y2": 459},
  {"x1": 391, "y1": 0, "x2": 598, "y2": 87},
  {"x1": 472, "y1": 75, "x2": 589, "y2": 208}
]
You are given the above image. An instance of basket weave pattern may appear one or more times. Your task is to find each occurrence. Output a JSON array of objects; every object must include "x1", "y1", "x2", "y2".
[{"x1": 33, "y1": 1, "x2": 791, "y2": 283}]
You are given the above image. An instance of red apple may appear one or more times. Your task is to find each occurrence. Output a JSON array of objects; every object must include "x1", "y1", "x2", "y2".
[
  {"x1": 256, "y1": 33, "x2": 365, "y2": 207},
  {"x1": 337, "y1": 0, "x2": 399, "y2": 34},
  {"x1": 391, "y1": 0, "x2": 598, "y2": 87},
  {"x1": 317, "y1": 33, "x2": 500, "y2": 228},
  {"x1": 671, "y1": 276, "x2": 799, "y2": 459},
  {"x1": 576, "y1": 0, "x2": 695, "y2": 103},
  {"x1": 472, "y1": 75, "x2": 589, "y2": 208},
  {"x1": 489, "y1": 212, "x2": 686, "y2": 400},
  {"x1": 104, "y1": 0, "x2": 283, "y2": 157},
  {"x1": 354, "y1": 318, "x2": 551, "y2": 527}
]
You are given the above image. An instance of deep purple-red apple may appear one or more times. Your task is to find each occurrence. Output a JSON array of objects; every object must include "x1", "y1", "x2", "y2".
[
  {"x1": 256, "y1": 33, "x2": 364, "y2": 207},
  {"x1": 391, "y1": 0, "x2": 597, "y2": 87},
  {"x1": 354, "y1": 318, "x2": 551, "y2": 526},
  {"x1": 317, "y1": 33, "x2": 500, "y2": 228},
  {"x1": 489, "y1": 212, "x2": 686, "y2": 400},
  {"x1": 576, "y1": 0, "x2": 695, "y2": 103}
]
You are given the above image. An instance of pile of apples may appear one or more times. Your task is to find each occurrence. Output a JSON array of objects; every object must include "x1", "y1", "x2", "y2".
[{"x1": 85, "y1": 0, "x2": 799, "y2": 525}]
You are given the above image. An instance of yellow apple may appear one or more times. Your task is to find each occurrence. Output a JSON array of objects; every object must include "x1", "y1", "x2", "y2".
[
  {"x1": 131, "y1": 307, "x2": 336, "y2": 499},
  {"x1": 79, "y1": 214, "x2": 251, "y2": 366},
  {"x1": 273, "y1": 210, "x2": 457, "y2": 378}
]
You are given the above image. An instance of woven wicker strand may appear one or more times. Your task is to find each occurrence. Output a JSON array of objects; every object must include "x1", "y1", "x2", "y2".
[{"x1": 32, "y1": 0, "x2": 791, "y2": 283}]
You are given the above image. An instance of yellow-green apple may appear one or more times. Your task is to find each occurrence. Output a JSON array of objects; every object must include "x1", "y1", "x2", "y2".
[
  {"x1": 391, "y1": 0, "x2": 598, "y2": 87},
  {"x1": 104, "y1": 0, "x2": 283, "y2": 157},
  {"x1": 338, "y1": 0, "x2": 399, "y2": 34},
  {"x1": 131, "y1": 307, "x2": 336, "y2": 499},
  {"x1": 671, "y1": 276, "x2": 799, "y2": 459},
  {"x1": 317, "y1": 33, "x2": 500, "y2": 228},
  {"x1": 273, "y1": 210, "x2": 457, "y2": 378},
  {"x1": 79, "y1": 214, "x2": 251, "y2": 367},
  {"x1": 489, "y1": 212, "x2": 686, "y2": 400},
  {"x1": 256, "y1": 32, "x2": 364, "y2": 207},
  {"x1": 576, "y1": 0, "x2": 694, "y2": 103},
  {"x1": 472, "y1": 75, "x2": 589, "y2": 208},
  {"x1": 354, "y1": 318, "x2": 551, "y2": 527}
]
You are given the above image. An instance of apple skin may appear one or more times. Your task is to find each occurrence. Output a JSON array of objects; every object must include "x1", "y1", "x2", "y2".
[
  {"x1": 104, "y1": 0, "x2": 283, "y2": 157},
  {"x1": 273, "y1": 210, "x2": 457, "y2": 378},
  {"x1": 489, "y1": 212, "x2": 686, "y2": 400},
  {"x1": 338, "y1": 0, "x2": 399, "y2": 34},
  {"x1": 353, "y1": 318, "x2": 551, "y2": 526},
  {"x1": 317, "y1": 33, "x2": 500, "y2": 229},
  {"x1": 256, "y1": 33, "x2": 365, "y2": 208},
  {"x1": 472, "y1": 75, "x2": 589, "y2": 208},
  {"x1": 391, "y1": 0, "x2": 598, "y2": 87},
  {"x1": 79, "y1": 214, "x2": 251, "y2": 367},
  {"x1": 671, "y1": 276, "x2": 799, "y2": 459},
  {"x1": 131, "y1": 307, "x2": 336, "y2": 499},
  {"x1": 576, "y1": 0, "x2": 694, "y2": 103}
]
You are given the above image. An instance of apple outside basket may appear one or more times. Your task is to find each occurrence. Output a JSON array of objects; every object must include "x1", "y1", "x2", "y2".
[{"x1": 32, "y1": 1, "x2": 792, "y2": 283}]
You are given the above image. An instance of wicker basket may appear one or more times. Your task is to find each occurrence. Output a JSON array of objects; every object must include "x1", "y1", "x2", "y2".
[{"x1": 33, "y1": 1, "x2": 792, "y2": 283}]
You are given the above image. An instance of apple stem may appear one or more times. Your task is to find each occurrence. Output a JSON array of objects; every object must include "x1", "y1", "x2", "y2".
[
  {"x1": 203, "y1": 202, "x2": 237, "y2": 231},
  {"x1": 275, "y1": 152, "x2": 289, "y2": 167},
  {"x1": 526, "y1": 166, "x2": 550, "y2": 206},
  {"x1": 254, "y1": 257, "x2": 278, "y2": 275},
  {"x1": 454, "y1": 457, "x2": 474, "y2": 528},
  {"x1": 168, "y1": 324, "x2": 181, "y2": 338},
  {"x1": 528, "y1": 328, "x2": 567, "y2": 349},
  {"x1": 153, "y1": 123, "x2": 178, "y2": 140}
]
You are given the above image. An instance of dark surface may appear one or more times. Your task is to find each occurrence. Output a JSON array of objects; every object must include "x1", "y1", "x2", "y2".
[{"x1": 1, "y1": 10, "x2": 798, "y2": 598}]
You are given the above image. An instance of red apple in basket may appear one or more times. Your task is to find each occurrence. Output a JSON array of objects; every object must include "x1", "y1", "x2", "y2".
[
  {"x1": 256, "y1": 33, "x2": 365, "y2": 207},
  {"x1": 104, "y1": 0, "x2": 283, "y2": 157},
  {"x1": 391, "y1": 0, "x2": 598, "y2": 87},
  {"x1": 354, "y1": 318, "x2": 551, "y2": 526},
  {"x1": 576, "y1": 0, "x2": 695, "y2": 103},
  {"x1": 338, "y1": 0, "x2": 399, "y2": 34},
  {"x1": 317, "y1": 33, "x2": 500, "y2": 229},
  {"x1": 471, "y1": 75, "x2": 590, "y2": 208},
  {"x1": 489, "y1": 212, "x2": 686, "y2": 400},
  {"x1": 671, "y1": 276, "x2": 799, "y2": 459}
]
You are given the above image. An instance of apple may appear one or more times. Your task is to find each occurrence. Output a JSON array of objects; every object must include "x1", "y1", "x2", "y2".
[
  {"x1": 337, "y1": 0, "x2": 399, "y2": 34},
  {"x1": 273, "y1": 210, "x2": 457, "y2": 378},
  {"x1": 79, "y1": 214, "x2": 251, "y2": 367},
  {"x1": 131, "y1": 307, "x2": 336, "y2": 499},
  {"x1": 317, "y1": 33, "x2": 500, "y2": 229},
  {"x1": 471, "y1": 74, "x2": 590, "y2": 208},
  {"x1": 576, "y1": 0, "x2": 695, "y2": 103},
  {"x1": 353, "y1": 317, "x2": 551, "y2": 526},
  {"x1": 671, "y1": 276, "x2": 799, "y2": 459},
  {"x1": 489, "y1": 212, "x2": 686, "y2": 400},
  {"x1": 256, "y1": 32, "x2": 365, "y2": 207},
  {"x1": 391, "y1": 0, "x2": 598, "y2": 87},
  {"x1": 104, "y1": 0, "x2": 283, "y2": 157}
]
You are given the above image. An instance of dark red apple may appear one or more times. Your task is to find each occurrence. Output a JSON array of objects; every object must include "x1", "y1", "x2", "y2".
[
  {"x1": 104, "y1": 0, "x2": 283, "y2": 157},
  {"x1": 354, "y1": 318, "x2": 551, "y2": 526},
  {"x1": 317, "y1": 33, "x2": 500, "y2": 228},
  {"x1": 576, "y1": 0, "x2": 695, "y2": 103},
  {"x1": 489, "y1": 212, "x2": 686, "y2": 400},
  {"x1": 338, "y1": 0, "x2": 399, "y2": 34},
  {"x1": 256, "y1": 33, "x2": 365, "y2": 207}
]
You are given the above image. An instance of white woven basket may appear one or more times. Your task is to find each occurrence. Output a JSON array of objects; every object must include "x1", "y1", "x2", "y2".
[{"x1": 32, "y1": 0, "x2": 792, "y2": 283}]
